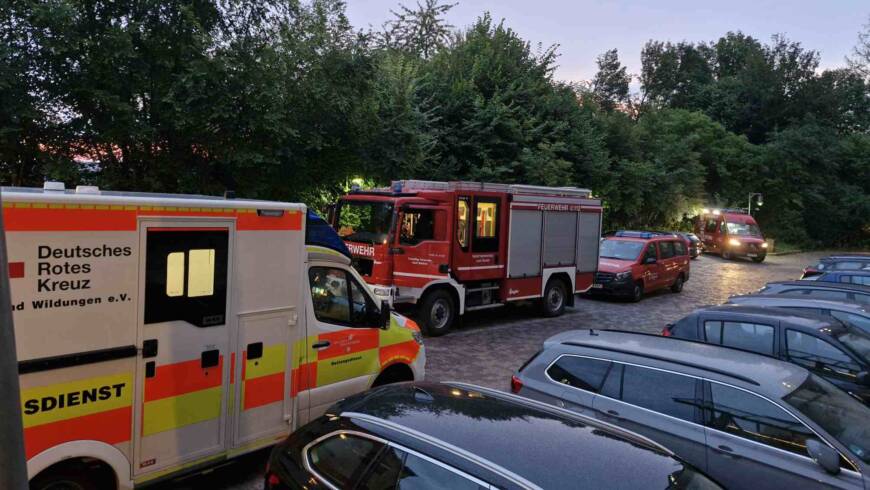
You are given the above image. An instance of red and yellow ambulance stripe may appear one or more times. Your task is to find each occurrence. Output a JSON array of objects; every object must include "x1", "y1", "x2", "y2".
[
  {"x1": 20, "y1": 372, "x2": 133, "y2": 459},
  {"x1": 142, "y1": 357, "x2": 224, "y2": 436}
]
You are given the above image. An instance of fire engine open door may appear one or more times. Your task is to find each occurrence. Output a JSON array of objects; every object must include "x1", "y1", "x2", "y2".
[{"x1": 133, "y1": 221, "x2": 234, "y2": 474}]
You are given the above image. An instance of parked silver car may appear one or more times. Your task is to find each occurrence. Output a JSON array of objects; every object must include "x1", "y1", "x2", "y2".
[{"x1": 512, "y1": 330, "x2": 870, "y2": 490}]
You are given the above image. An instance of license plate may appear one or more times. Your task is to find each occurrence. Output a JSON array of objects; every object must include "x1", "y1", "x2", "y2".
[
  {"x1": 592, "y1": 283, "x2": 604, "y2": 289},
  {"x1": 747, "y1": 253, "x2": 757, "y2": 258}
]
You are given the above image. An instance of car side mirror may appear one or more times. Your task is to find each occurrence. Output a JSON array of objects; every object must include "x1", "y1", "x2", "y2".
[
  {"x1": 857, "y1": 371, "x2": 870, "y2": 387},
  {"x1": 644, "y1": 257, "x2": 657, "y2": 264},
  {"x1": 806, "y1": 439, "x2": 840, "y2": 475},
  {"x1": 379, "y1": 300, "x2": 391, "y2": 329}
]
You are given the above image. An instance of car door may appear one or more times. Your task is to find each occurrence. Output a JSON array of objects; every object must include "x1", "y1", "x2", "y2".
[
  {"x1": 640, "y1": 244, "x2": 664, "y2": 291},
  {"x1": 591, "y1": 363, "x2": 708, "y2": 473},
  {"x1": 543, "y1": 354, "x2": 612, "y2": 415},
  {"x1": 657, "y1": 240, "x2": 678, "y2": 285},
  {"x1": 782, "y1": 329, "x2": 867, "y2": 398},
  {"x1": 304, "y1": 265, "x2": 385, "y2": 418},
  {"x1": 703, "y1": 380, "x2": 862, "y2": 489}
]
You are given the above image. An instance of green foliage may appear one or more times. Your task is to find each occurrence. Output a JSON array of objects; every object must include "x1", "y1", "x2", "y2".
[{"x1": 592, "y1": 49, "x2": 630, "y2": 111}]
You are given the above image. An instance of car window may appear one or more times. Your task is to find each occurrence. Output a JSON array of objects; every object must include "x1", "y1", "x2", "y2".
[
  {"x1": 785, "y1": 330, "x2": 862, "y2": 379},
  {"x1": 309, "y1": 267, "x2": 375, "y2": 327},
  {"x1": 673, "y1": 240, "x2": 687, "y2": 256},
  {"x1": 830, "y1": 310, "x2": 870, "y2": 336},
  {"x1": 600, "y1": 362, "x2": 624, "y2": 399},
  {"x1": 643, "y1": 244, "x2": 658, "y2": 262},
  {"x1": 397, "y1": 453, "x2": 486, "y2": 490},
  {"x1": 707, "y1": 382, "x2": 814, "y2": 458},
  {"x1": 658, "y1": 241, "x2": 675, "y2": 259},
  {"x1": 704, "y1": 320, "x2": 775, "y2": 356},
  {"x1": 546, "y1": 356, "x2": 612, "y2": 393},
  {"x1": 400, "y1": 209, "x2": 436, "y2": 245},
  {"x1": 833, "y1": 262, "x2": 866, "y2": 271},
  {"x1": 308, "y1": 434, "x2": 384, "y2": 488},
  {"x1": 621, "y1": 365, "x2": 699, "y2": 422},
  {"x1": 845, "y1": 276, "x2": 870, "y2": 286},
  {"x1": 705, "y1": 219, "x2": 717, "y2": 233},
  {"x1": 360, "y1": 446, "x2": 405, "y2": 490},
  {"x1": 784, "y1": 288, "x2": 851, "y2": 302}
]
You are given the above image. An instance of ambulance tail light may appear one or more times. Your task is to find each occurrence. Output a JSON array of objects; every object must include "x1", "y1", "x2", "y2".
[{"x1": 510, "y1": 375, "x2": 523, "y2": 394}]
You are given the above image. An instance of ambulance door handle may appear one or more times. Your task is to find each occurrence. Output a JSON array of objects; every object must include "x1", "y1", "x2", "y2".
[
  {"x1": 145, "y1": 361, "x2": 156, "y2": 378},
  {"x1": 312, "y1": 340, "x2": 331, "y2": 350},
  {"x1": 143, "y1": 339, "x2": 158, "y2": 358},
  {"x1": 201, "y1": 349, "x2": 220, "y2": 369},
  {"x1": 247, "y1": 342, "x2": 263, "y2": 360}
]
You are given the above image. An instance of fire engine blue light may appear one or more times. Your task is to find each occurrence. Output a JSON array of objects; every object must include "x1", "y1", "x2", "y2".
[{"x1": 392, "y1": 181, "x2": 403, "y2": 193}]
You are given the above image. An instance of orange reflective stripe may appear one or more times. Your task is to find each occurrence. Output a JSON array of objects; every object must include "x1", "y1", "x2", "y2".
[
  {"x1": 2, "y1": 206, "x2": 301, "y2": 232},
  {"x1": 291, "y1": 363, "x2": 316, "y2": 397},
  {"x1": 24, "y1": 406, "x2": 131, "y2": 459},
  {"x1": 144, "y1": 357, "x2": 223, "y2": 402},
  {"x1": 243, "y1": 373, "x2": 284, "y2": 410},
  {"x1": 379, "y1": 340, "x2": 420, "y2": 367},
  {"x1": 316, "y1": 330, "x2": 379, "y2": 361}
]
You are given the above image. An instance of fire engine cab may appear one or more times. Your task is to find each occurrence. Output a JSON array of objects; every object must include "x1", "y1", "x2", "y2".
[
  {"x1": 332, "y1": 180, "x2": 603, "y2": 336},
  {"x1": 3, "y1": 183, "x2": 424, "y2": 490}
]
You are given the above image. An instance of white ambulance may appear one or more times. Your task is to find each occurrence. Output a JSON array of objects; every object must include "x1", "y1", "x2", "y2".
[{"x1": 3, "y1": 183, "x2": 425, "y2": 489}]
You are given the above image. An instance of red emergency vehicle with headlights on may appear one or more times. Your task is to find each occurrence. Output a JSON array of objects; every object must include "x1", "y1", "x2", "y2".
[
  {"x1": 331, "y1": 181, "x2": 603, "y2": 336},
  {"x1": 695, "y1": 208, "x2": 767, "y2": 262}
]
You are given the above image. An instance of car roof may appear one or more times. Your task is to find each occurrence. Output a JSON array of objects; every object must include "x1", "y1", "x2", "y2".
[
  {"x1": 334, "y1": 382, "x2": 684, "y2": 489},
  {"x1": 543, "y1": 329, "x2": 809, "y2": 399},
  {"x1": 823, "y1": 255, "x2": 870, "y2": 261},
  {"x1": 693, "y1": 304, "x2": 842, "y2": 330},
  {"x1": 728, "y1": 294, "x2": 869, "y2": 314},
  {"x1": 765, "y1": 280, "x2": 870, "y2": 293},
  {"x1": 822, "y1": 271, "x2": 870, "y2": 277}
]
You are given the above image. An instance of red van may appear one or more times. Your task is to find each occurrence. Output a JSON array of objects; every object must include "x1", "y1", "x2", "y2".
[
  {"x1": 591, "y1": 231, "x2": 691, "y2": 301},
  {"x1": 695, "y1": 209, "x2": 767, "y2": 262}
]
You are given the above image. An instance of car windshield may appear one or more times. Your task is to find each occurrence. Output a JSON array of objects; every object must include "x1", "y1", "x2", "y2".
[
  {"x1": 336, "y1": 200, "x2": 394, "y2": 244},
  {"x1": 725, "y1": 221, "x2": 761, "y2": 237},
  {"x1": 784, "y1": 375, "x2": 870, "y2": 464},
  {"x1": 600, "y1": 239, "x2": 645, "y2": 261}
]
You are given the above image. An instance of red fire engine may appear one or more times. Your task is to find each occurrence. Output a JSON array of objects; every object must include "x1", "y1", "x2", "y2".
[{"x1": 331, "y1": 180, "x2": 603, "y2": 336}]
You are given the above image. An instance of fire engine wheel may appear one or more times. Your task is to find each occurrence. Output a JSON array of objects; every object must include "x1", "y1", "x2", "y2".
[
  {"x1": 630, "y1": 282, "x2": 644, "y2": 302},
  {"x1": 721, "y1": 250, "x2": 732, "y2": 260},
  {"x1": 752, "y1": 256, "x2": 766, "y2": 263},
  {"x1": 420, "y1": 290, "x2": 455, "y2": 337},
  {"x1": 541, "y1": 279, "x2": 567, "y2": 317},
  {"x1": 671, "y1": 274, "x2": 685, "y2": 293}
]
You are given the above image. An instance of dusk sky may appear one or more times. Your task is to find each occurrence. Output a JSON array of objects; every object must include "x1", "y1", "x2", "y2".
[{"x1": 346, "y1": 0, "x2": 869, "y2": 85}]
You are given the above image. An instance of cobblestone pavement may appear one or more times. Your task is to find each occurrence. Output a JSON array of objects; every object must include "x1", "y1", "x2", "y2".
[{"x1": 161, "y1": 250, "x2": 828, "y2": 489}]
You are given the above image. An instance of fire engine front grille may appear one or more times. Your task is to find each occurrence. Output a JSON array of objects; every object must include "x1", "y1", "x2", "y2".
[
  {"x1": 352, "y1": 257, "x2": 373, "y2": 276},
  {"x1": 595, "y1": 272, "x2": 616, "y2": 283}
]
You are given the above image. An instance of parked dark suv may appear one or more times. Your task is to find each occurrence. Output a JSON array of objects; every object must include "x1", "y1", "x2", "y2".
[
  {"x1": 759, "y1": 280, "x2": 870, "y2": 306},
  {"x1": 513, "y1": 330, "x2": 870, "y2": 489},
  {"x1": 265, "y1": 381, "x2": 719, "y2": 489},
  {"x1": 664, "y1": 305, "x2": 870, "y2": 405},
  {"x1": 727, "y1": 295, "x2": 870, "y2": 335},
  {"x1": 802, "y1": 255, "x2": 870, "y2": 279}
]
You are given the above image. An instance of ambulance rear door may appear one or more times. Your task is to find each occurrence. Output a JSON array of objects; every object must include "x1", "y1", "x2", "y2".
[{"x1": 133, "y1": 220, "x2": 234, "y2": 474}]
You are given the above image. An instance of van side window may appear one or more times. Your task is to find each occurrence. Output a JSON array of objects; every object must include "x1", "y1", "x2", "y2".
[
  {"x1": 673, "y1": 240, "x2": 687, "y2": 256},
  {"x1": 620, "y1": 365, "x2": 699, "y2": 422},
  {"x1": 309, "y1": 267, "x2": 377, "y2": 327},
  {"x1": 472, "y1": 199, "x2": 499, "y2": 252},
  {"x1": 145, "y1": 229, "x2": 228, "y2": 327},
  {"x1": 704, "y1": 321, "x2": 775, "y2": 356},
  {"x1": 546, "y1": 356, "x2": 612, "y2": 393},
  {"x1": 707, "y1": 382, "x2": 814, "y2": 457},
  {"x1": 643, "y1": 245, "x2": 657, "y2": 263},
  {"x1": 785, "y1": 330, "x2": 861, "y2": 379},
  {"x1": 658, "y1": 241, "x2": 675, "y2": 259},
  {"x1": 400, "y1": 209, "x2": 435, "y2": 245}
]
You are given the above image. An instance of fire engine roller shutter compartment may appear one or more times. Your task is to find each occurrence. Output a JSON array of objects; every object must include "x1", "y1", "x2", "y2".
[
  {"x1": 543, "y1": 211, "x2": 577, "y2": 267},
  {"x1": 508, "y1": 210, "x2": 543, "y2": 278}
]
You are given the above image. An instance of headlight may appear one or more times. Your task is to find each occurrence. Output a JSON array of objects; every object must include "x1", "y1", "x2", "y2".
[
  {"x1": 615, "y1": 271, "x2": 632, "y2": 281},
  {"x1": 761, "y1": 242, "x2": 768, "y2": 248},
  {"x1": 728, "y1": 238, "x2": 741, "y2": 247}
]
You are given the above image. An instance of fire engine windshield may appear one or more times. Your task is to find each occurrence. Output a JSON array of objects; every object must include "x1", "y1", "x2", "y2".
[
  {"x1": 600, "y1": 239, "x2": 645, "y2": 261},
  {"x1": 336, "y1": 200, "x2": 394, "y2": 244},
  {"x1": 725, "y1": 221, "x2": 761, "y2": 237}
]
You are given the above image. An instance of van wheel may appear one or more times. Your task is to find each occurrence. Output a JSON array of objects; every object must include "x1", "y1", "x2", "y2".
[
  {"x1": 541, "y1": 278, "x2": 568, "y2": 317},
  {"x1": 31, "y1": 468, "x2": 101, "y2": 490},
  {"x1": 671, "y1": 274, "x2": 684, "y2": 293},
  {"x1": 419, "y1": 290, "x2": 455, "y2": 337},
  {"x1": 630, "y1": 282, "x2": 644, "y2": 302},
  {"x1": 752, "y1": 256, "x2": 765, "y2": 263},
  {"x1": 721, "y1": 250, "x2": 731, "y2": 260}
]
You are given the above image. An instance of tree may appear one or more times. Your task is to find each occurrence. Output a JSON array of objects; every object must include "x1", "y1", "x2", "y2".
[
  {"x1": 847, "y1": 15, "x2": 870, "y2": 79},
  {"x1": 380, "y1": 0, "x2": 456, "y2": 58},
  {"x1": 592, "y1": 49, "x2": 630, "y2": 111}
]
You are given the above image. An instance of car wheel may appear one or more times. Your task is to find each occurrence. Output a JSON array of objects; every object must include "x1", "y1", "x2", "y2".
[
  {"x1": 752, "y1": 256, "x2": 766, "y2": 263},
  {"x1": 31, "y1": 468, "x2": 100, "y2": 490},
  {"x1": 721, "y1": 250, "x2": 731, "y2": 260},
  {"x1": 541, "y1": 278, "x2": 568, "y2": 317},
  {"x1": 630, "y1": 282, "x2": 643, "y2": 302},
  {"x1": 419, "y1": 290, "x2": 455, "y2": 337},
  {"x1": 671, "y1": 274, "x2": 684, "y2": 293}
]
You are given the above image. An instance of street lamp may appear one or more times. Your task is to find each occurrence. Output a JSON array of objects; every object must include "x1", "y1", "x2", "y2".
[{"x1": 748, "y1": 193, "x2": 763, "y2": 215}]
